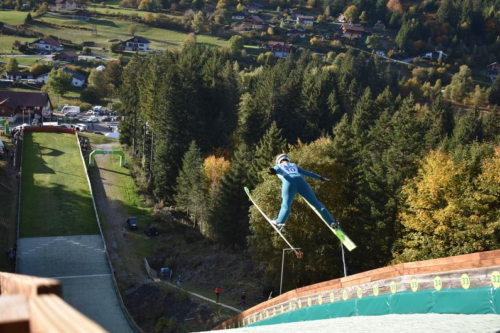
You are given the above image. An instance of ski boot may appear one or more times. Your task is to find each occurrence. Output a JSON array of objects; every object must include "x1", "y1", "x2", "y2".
[{"x1": 270, "y1": 220, "x2": 285, "y2": 231}]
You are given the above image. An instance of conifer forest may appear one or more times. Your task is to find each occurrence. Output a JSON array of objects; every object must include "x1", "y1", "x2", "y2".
[{"x1": 119, "y1": 43, "x2": 500, "y2": 289}]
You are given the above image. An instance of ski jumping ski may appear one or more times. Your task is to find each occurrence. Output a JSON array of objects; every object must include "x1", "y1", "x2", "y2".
[
  {"x1": 244, "y1": 187, "x2": 303, "y2": 259},
  {"x1": 302, "y1": 198, "x2": 357, "y2": 251}
]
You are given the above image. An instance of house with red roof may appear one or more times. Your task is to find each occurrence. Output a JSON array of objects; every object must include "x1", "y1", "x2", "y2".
[
  {"x1": 52, "y1": 51, "x2": 79, "y2": 63},
  {"x1": 32, "y1": 38, "x2": 64, "y2": 52},
  {"x1": 0, "y1": 92, "x2": 53, "y2": 121}
]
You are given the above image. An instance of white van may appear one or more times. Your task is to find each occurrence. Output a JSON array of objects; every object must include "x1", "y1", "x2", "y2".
[{"x1": 93, "y1": 106, "x2": 104, "y2": 115}]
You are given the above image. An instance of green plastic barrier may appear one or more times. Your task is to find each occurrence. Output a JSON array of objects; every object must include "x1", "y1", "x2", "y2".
[
  {"x1": 248, "y1": 287, "x2": 500, "y2": 327},
  {"x1": 89, "y1": 150, "x2": 125, "y2": 167},
  {"x1": 0, "y1": 119, "x2": 9, "y2": 135}
]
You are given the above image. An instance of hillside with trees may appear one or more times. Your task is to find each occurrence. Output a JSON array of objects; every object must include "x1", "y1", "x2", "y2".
[{"x1": 118, "y1": 43, "x2": 500, "y2": 294}]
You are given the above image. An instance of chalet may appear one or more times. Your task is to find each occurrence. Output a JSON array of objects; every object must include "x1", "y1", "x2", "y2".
[
  {"x1": 71, "y1": 10, "x2": 91, "y2": 21},
  {"x1": 374, "y1": 20, "x2": 385, "y2": 30},
  {"x1": 55, "y1": 0, "x2": 77, "y2": 11},
  {"x1": 52, "y1": 51, "x2": 79, "y2": 63},
  {"x1": 341, "y1": 24, "x2": 364, "y2": 39},
  {"x1": 336, "y1": 13, "x2": 345, "y2": 23},
  {"x1": 0, "y1": 91, "x2": 53, "y2": 121},
  {"x1": 423, "y1": 50, "x2": 447, "y2": 60},
  {"x1": 487, "y1": 62, "x2": 500, "y2": 73},
  {"x1": 267, "y1": 41, "x2": 296, "y2": 57},
  {"x1": 121, "y1": 36, "x2": 150, "y2": 51},
  {"x1": 32, "y1": 38, "x2": 64, "y2": 52},
  {"x1": 231, "y1": 11, "x2": 246, "y2": 20},
  {"x1": 248, "y1": 2, "x2": 264, "y2": 13},
  {"x1": 296, "y1": 14, "x2": 314, "y2": 26},
  {"x1": 5, "y1": 71, "x2": 34, "y2": 81},
  {"x1": 62, "y1": 67, "x2": 86, "y2": 87},
  {"x1": 286, "y1": 28, "x2": 306, "y2": 38},
  {"x1": 242, "y1": 15, "x2": 264, "y2": 30}
]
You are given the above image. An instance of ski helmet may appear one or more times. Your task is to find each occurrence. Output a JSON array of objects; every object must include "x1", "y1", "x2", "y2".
[{"x1": 276, "y1": 153, "x2": 290, "y2": 164}]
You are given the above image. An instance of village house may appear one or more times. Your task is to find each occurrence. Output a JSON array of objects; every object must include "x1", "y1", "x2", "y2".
[
  {"x1": 374, "y1": 20, "x2": 385, "y2": 30},
  {"x1": 296, "y1": 14, "x2": 314, "y2": 26},
  {"x1": 52, "y1": 51, "x2": 79, "y2": 63},
  {"x1": 35, "y1": 72, "x2": 50, "y2": 84},
  {"x1": 71, "y1": 9, "x2": 91, "y2": 21},
  {"x1": 32, "y1": 37, "x2": 64, "y2": 52},
  {"x1": 341, "y1": 24, "x2": 364, "y2": 39},
  {"x1": 62, "y1": 67, "x2": 86, "y2": 87},
  {"x1": 423, "y1": 50, "x2": 447, "y2": 60},
  {"x1": 286, "y1": 28, "x2": 306, "y2": 38},
  {"x1": 231, "y1": 11, "x2": 246, "y2": 20},
  {"x1": 121, "y1": 36, "x2": 150, "y2": 51},
  {"x1": 247, "y1": 2, "x2": 264, "y2": 13},
  {"x1": 487, "y1": 62, "x2": 500, "y2": 73},
  {"x1": 55, "y1": 0, "x2": 77, "y2": 11},
  {"x1": 240, "y1": 15, "x2": 264, "y2": 30},
  {"x1": 267, "y1": 41, "x2": 296, "y2": 57},
  {"x1": 0, "y1": 91, "x2": 53, "y2": 122},
  {"x1": 5, "y1": 71, "x2": 34, "y2": 81}
]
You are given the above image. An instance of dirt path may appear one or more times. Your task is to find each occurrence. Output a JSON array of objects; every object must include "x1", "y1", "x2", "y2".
[{"x1": 89, "y1": 143, "x2": 147, "y2": 287}]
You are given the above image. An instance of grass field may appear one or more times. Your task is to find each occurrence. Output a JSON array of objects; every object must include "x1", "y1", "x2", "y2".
[
  {"x1": 0, "y1": 56, "x2": 45, "y2": 67},
  {"x1": 0, "y1": 36, "x2": 38, "y2": 54},
  {"x1": 0, "y1": 10, "x2": 29, "y2": 25},
  {"x1": 20, "y1": 132, "x2": 99, "y2": 237},
  {"x1": 79, "y1": 132, "x2": 119, "y2": 145},
  {"x1": 90, "y1": 6, "x2": 181, "y2": 20},
  {"x1": 29, "y1": 13, "x2": 227, "y2": 50}
]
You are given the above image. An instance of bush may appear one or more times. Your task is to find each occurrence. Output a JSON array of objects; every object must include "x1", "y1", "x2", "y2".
[
  {"x1": 80, "y1": 102, "x2": 92, "y2": 111},
  {"x1": 80, "y1": 87, "x2": 101, "y2": 104}
]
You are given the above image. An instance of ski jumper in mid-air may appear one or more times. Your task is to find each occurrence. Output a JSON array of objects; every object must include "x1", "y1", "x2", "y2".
[{"x1": 268, "y1": 153, "x2": 336, "y2": 230}]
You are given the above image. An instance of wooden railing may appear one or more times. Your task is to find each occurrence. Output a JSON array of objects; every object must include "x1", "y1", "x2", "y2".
[{"x1": 0, "y1": 272, "x2": 107, "y2": 333}]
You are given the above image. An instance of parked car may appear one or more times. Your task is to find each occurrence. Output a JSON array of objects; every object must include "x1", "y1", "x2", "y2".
[
  {"x1": 86, "y1": 110, "x2": 95, "y2": 115},
  {"x1": 101, "y1": 115, "x2": 111, "y2": 121},
  {"x1": 126, "y1": 217, "x2": 138, "y2": 230},
  {"x1": 86, "y1": 116, "x2": 98, "y2": 123},
  {"x1": 74, "y1": 123, "x2": 88, "y2": 131},
  {"x1": 144, "y1": 225, "x2": 159, "y2": 236}
]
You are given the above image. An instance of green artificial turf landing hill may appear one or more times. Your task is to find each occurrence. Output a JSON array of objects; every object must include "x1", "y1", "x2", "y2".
[{"x1": 20, "y1": 132, "x2": 98, "y2": 237}]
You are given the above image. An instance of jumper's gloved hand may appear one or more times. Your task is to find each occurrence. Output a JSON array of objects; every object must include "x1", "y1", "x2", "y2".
[
  {"x1": 268, "y1": 167, "x2": 277, "y2": 175},
  {"x1": 320, "y1": 177, "x2": 331, "y2": 182}
]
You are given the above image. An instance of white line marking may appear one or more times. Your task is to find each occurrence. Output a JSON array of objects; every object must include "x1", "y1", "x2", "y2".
[{"x1": 50, "y1": 274, "x2": 112, "y2": 279}]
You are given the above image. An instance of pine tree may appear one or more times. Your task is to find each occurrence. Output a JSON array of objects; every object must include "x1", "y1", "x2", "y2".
[
  {"x1": 175, "y1": 141, "x2": 207, "y2": 229},
  {"x1": 248, "y1": 122, "x2": 287, "y2": 188},
  {"x1": 489, "y1": 75, "x2": 500, "y2": 106},
  {"x1": 450, "y1": 105, "x2": 483, "y2": 149},
  {"x1": 208, "y1": 143, "x2": 252, "y2": 248},
  {"x1": 423, "y1": 97, "x2": 452, "y2": 150},
  {"x1": 119, "y1": 55, "x2": 142, "y2": 149},
  {"x1": 351, "y1": 87, "x2": 375, "y2": 143},
  {"x1": 437, "y1": 0, "x2": 459, "y2": 26},
  {"x1": 483, "y1": 106, "x2": 500, "y2": 142}
]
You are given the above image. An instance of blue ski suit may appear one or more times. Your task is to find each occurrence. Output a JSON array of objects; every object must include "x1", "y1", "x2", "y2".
[{"x1": 272, "y1": 162, "x2": 335, "y2": 225}]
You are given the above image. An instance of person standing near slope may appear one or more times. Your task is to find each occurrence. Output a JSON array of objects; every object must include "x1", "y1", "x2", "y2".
[{"x1": 268, "y1": 153, "x2": 335, "y2": 231}]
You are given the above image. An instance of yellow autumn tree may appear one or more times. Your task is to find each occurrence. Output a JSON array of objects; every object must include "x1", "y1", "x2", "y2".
[
  {"x1": 394, "y1": 147, "x2": 500, "y2": 263},
  {"x1": 387, "y1": 0, "x2": 403, "y2": 14},
  {"x1": 204, "y1": 155, "x2": 231, "y2": 193}
]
